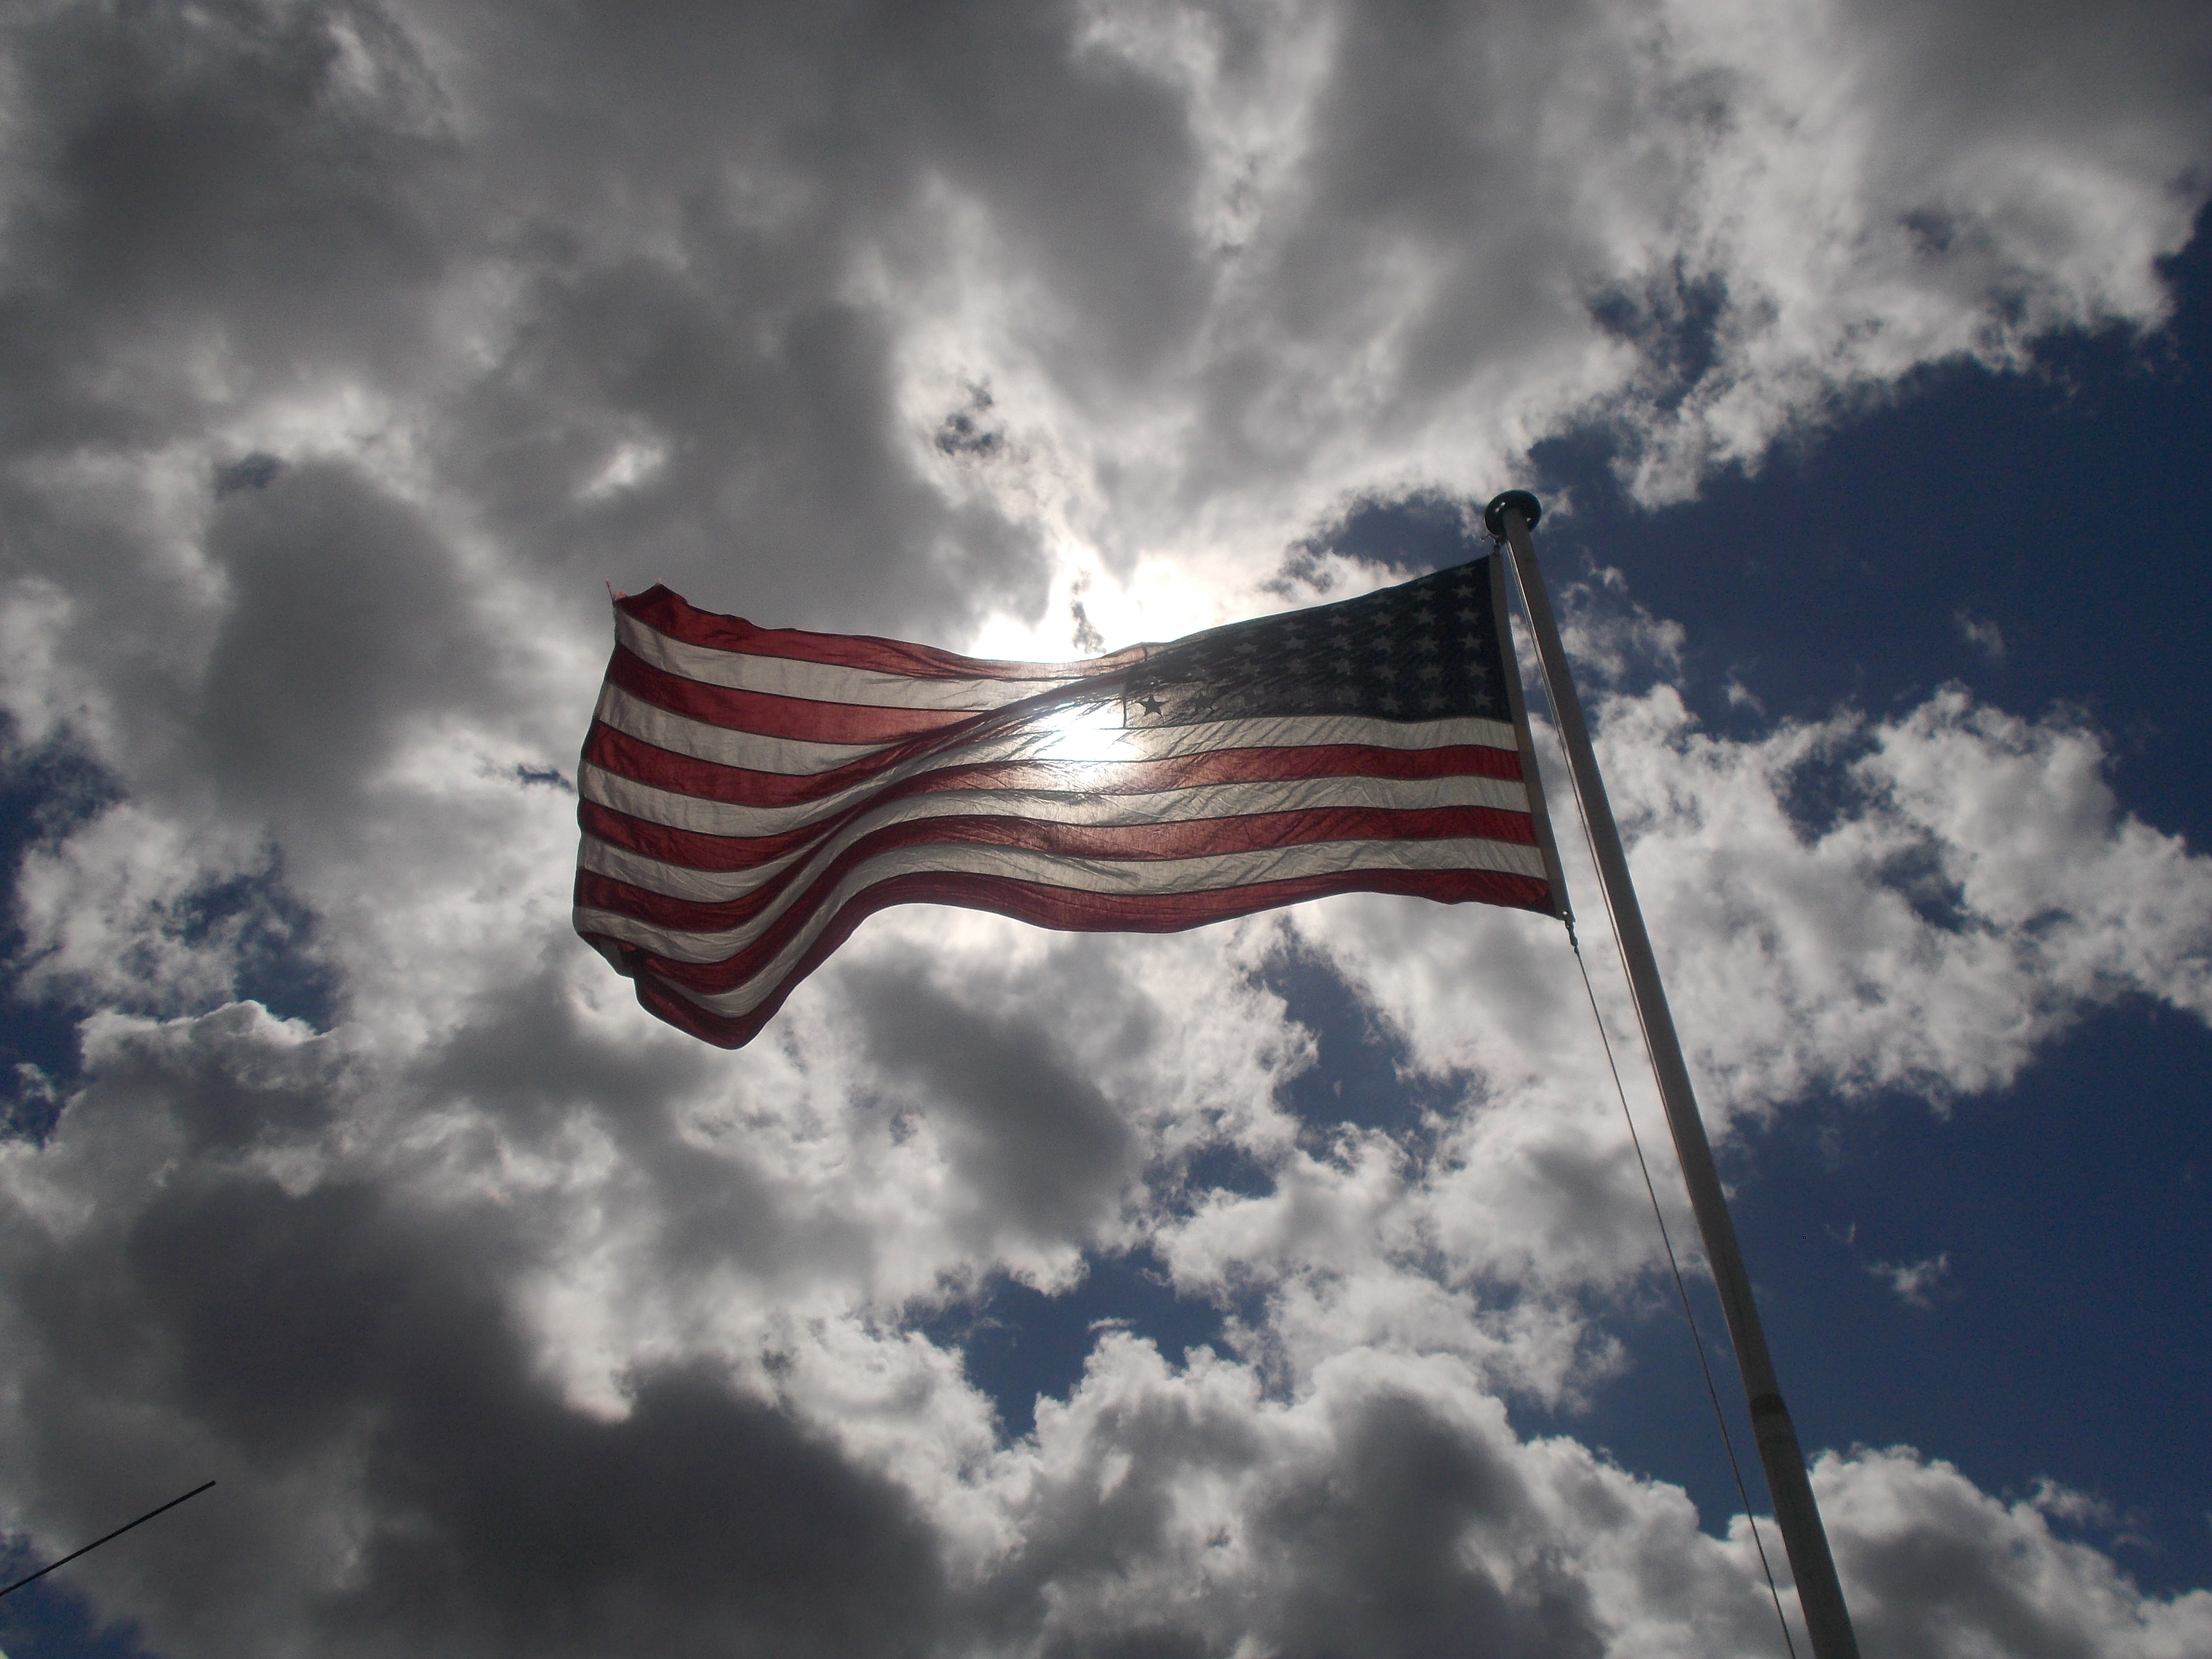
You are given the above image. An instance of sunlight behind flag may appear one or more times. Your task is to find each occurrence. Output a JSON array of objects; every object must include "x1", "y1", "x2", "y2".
[
  {"x1": 1033, "y1": 696, "x2": 1132, "y2": 763},
  {"x1": 574, "y1": 559, "x2": 1565, "y2": 1047}
]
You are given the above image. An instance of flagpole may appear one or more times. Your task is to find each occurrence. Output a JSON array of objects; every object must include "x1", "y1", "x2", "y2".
[{"x1": 1487, "y1": 491, "x2": 1860, "y2": 1659}]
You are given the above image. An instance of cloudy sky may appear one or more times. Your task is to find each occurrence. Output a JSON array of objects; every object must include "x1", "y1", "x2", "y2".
[{"x1": 3, "y1": 2, "x2": 2210, "y2": 1655}]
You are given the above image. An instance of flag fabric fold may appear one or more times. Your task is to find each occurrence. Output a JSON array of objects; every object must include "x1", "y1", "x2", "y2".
[{"x1": 575, "y1": 557, "x2": 1566, "y2": 1047}]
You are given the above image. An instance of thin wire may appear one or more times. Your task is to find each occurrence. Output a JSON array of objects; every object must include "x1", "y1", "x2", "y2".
[
  {"x1": 1494, "y1": 530, "x2": 1799, "y2": 1656},
  {"x1": 1569, "y1": 938, "x2": 1799, "y2": 1659},
  {"x1": 0, "y1": 1481, "x2": 215, "y2": 1601}
]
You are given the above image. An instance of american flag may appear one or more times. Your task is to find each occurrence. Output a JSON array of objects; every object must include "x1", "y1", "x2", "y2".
[{"x1": 574, "y1": 558, "x2": 1567, "y2": 1047}]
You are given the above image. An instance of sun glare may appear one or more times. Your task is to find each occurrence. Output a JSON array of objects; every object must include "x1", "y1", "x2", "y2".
[{"x1": 1033, "y1": 695, "x2": 1130, "y2": 763}]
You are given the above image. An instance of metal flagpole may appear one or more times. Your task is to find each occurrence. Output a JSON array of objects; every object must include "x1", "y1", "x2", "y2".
[{"x1": 1486, "y1": 490, "x2": 1861, "y2": 1659}]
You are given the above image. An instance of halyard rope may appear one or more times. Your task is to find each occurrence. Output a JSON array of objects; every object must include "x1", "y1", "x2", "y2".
[
  {"x1": 1568, "y1": 934, "x2": 1800, "y2": 1659},
  {"x1": 1508, "y1": 564, "x2": 1802, "y2": 1657}
]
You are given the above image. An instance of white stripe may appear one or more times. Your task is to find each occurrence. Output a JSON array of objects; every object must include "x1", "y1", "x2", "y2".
[
  {"x1": 598, "y1": 682, "x2": 1521, "y2": 779},
  {"x1": 580, "y1": 760, "x2": 871, "y2": 840},
  {"x1": 584, "y1": 830, "x2": 809, "y2": 906},
  {"x1": 580, "y1": 771, "x2": 1535, "y2": 904},
  {"x1": 582, "y1": 759, "x2": 1530, "y2": 844},
  {"x1": 618, "y1": 613, "x2": 1085, "y2": 710},
  {"x1": 576, "y1": 833, "x2": 1547, "y2": 1013}
]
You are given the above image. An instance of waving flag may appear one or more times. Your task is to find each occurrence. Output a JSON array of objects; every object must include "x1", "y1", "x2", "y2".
[{"x1": 574, "y1": 557, "x2": 1567, "y2": 1047}]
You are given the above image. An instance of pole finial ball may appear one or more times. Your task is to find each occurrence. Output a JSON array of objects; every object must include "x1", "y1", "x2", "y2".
[{"x1": 1483, "y1": 490, "x2": 1543, "y2": 538}]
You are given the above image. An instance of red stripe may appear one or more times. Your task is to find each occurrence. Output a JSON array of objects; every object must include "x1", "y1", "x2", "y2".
[
  {"x1": 608, "y1": 647, "x2": 987, "y2": 743},
  {"x1": 582, "y1": 721, "x2": 1525, "y2": 812},
  {"x1": 576, "y1": 804, "x2": 1538, "y2": 991},
  {"x1": 618, "y1": 585, "x2": 1144, "y2": 683},
  {"x1": 582, "y1": 794, "x2": 1538, "y2": 883},
  {"x1": 581, "y1": 798, "x2": 829, "y2": 870},
  {"x1": 589, "y1": 865, "x2": 1554, "y2": 1048}
]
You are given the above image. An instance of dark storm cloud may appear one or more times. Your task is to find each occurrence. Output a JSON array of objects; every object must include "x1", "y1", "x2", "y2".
[
  {"x1": 93, "y1": 998, "x2": 349, "y2": 1157},
  {"x1": 418, "y1": 961, "x2": 713, "y2": 1139},
  {"x1": 0, "y1": 0, "x2": 1182, "y2": 656},
  {"x1": 397, "y1": 0, "x2": 1214, "y2": 636},
  {"x1": 0, "y1": 0, "x2": 502, "y2": 823},
  {"x1": 165, "y1": 1178, "x2": 938, "y2": 1659},
  {"x1": 440, "y1": 257, "x2": 1048, "y2": 637},
  {"x1": 853, "y1": 955, "x2": 1140, "y2": 1248},
  {"x1": 5, "y1": 996, "x2": 1611, "y2": 1659},
  {"x1": 1250, "y1": 1392, "x2": 1603, "y2": 1659},
  {"x1": 1272, "y1": 2, "x2": 1605, "y2": 379},
  {"x1": 415, "y1": 963, "x2": 866, "y2": 1284},
  {"x1": 1839, "y1": 0, "x2": 2212, "y2": 208},
  {"x1": 2, "y1": 1011, "x2": 944, "y2": 1659},
  {"x1": 197, "y1": 460, "x2": 495, "y2": 811},
  {"x1": 0, "y1": 0, "x2": 455, "y2": 454},
  {"x1": 966, "y1": 1364, "x2": 1613, "y2": 1659},
  {"x1": 331, "y1": 1355, "x2": 943, "y2": 1659}
]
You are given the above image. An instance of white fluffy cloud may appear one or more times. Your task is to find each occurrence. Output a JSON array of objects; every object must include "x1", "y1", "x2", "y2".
[{"x1": 4, "y1": 0, "x2": 2211, "y2": 1654}]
